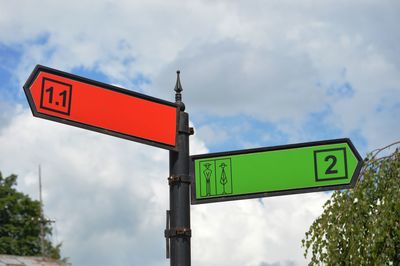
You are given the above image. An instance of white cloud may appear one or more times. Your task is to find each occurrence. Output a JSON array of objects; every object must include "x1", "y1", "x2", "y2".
[
  {"x1": 0, "y1": 109, "x2": 172, "y2": 265},
  {"x1": 192, "y1": 193, "x2": 330, "y2": 266},
  {"x1": 1, "y1": 1, "x2": 399, "y2": 151},
  {"x1": 1, "y1": 0, "x2": 399, "y2": 265},
  {"x1": 148, "y1": 1, "x2": 400, "y2": 149},
  {"x1": 0, "y1": 109, "x2": 330, "y2": 265},
  {"x1": 195, "y1": 122, "x2": 244, "y2": 147}
]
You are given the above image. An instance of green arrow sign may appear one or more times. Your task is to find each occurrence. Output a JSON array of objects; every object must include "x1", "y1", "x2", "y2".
[{"x1": 190, "y1": 138, "x2": 363, "y2": 204}]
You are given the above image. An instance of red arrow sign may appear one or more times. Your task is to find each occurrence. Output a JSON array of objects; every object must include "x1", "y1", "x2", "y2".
[{"x1": 24, "y1": 65, "x2": 179, "y2": 150}]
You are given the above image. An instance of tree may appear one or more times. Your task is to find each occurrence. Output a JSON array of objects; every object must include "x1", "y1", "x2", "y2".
[
  {"x1": 302, "y1": 145, "x2": 400, "y2": 265},
  {"x1": 0, "y1": 172, "x2": 63, "y2": 260}
]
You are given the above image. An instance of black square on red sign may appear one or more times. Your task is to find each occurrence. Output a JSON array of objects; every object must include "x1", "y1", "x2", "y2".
[{"x1": 40, "y1": 78, "x2": 72, "y2": 115}]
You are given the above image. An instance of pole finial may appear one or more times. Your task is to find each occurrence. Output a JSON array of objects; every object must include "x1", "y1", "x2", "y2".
[{"x1": 174, "y1": 70, "x2": 185, "y2": 111}]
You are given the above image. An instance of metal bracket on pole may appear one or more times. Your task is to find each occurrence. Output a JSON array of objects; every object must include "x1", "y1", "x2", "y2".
[
  {"x1": 165, "y1": 210, "x2": 192, "y2": 259},
  {"x1": 165, "y1": 228, "x2": 192, "y2": 238},
  {"x1": 179, "y1": 126, "x2": 195, "y2": 135},
  {"x1": 168, "y1": 175, "x2": 191, "y2": 185}
]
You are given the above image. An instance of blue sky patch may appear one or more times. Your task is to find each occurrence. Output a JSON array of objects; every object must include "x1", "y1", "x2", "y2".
[
  {"x1": 71, "y1": 65, "x2": 113, "y2": 86},
  {"x1": 192, "y1": 114, "x2": 290, "y2": 152},
  {"x1": 302, "y1": 107, "x2": 341, "y2": 140},
  {"x1": 327, "y1": 81, "x2": 354, "y2": 97},
  {"x1": 0, "y1": 44, "x2": 23, "y2": 101}
]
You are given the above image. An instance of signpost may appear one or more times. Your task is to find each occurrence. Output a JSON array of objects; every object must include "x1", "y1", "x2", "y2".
[
  {"x1": 24, "y1": 65, "x2": 179, "y2": 150},
  {"x1": 191, "y1": 139, "x2": 363, "y2": 204},
  {"x1": 24, "y1": 65, "x2": 363, "y2": 266}
]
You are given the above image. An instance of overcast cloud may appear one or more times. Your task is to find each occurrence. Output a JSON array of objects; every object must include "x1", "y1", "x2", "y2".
[
  {"x1": 0, "y1": 0, "x2": 399, "y2": 265},
  {"x1": 0, "y1": 108, "x2": 329, "y2": 266}
]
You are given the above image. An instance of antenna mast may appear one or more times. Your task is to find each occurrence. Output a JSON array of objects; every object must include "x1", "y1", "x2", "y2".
[
  {"x1": 38, "y1": 165, "x2": 56, "y2": 258},
  {"x1": 39, "y1": 165, "x2": 46, "y2": 257}
]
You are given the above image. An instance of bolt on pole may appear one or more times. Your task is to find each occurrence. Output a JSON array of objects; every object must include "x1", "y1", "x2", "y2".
[{"x1": 166, "y1": 71, "x2": 192, "y2": 266}]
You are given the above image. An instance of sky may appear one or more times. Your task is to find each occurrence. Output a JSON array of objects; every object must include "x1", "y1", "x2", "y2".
[{"x1": 0, "y1": 0, "x2": 399, "y2": 265}]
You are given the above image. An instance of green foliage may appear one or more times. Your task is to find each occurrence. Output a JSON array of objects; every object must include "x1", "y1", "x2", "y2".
[
  {"x1": 0, "y1": 172, "x2": 62, "y2": 260},
  {"x1": 302, "y1": 149, "x2": 400, "y2": 265}
]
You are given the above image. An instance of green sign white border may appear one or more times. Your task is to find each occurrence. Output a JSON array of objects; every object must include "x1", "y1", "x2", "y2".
[{"x1": 190, "y1": 138, "x2": 363, "y2": 205}]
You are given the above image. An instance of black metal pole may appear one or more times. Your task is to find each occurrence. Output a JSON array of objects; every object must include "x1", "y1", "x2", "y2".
[{"x1": 167, "y1": 71, "x2": 191, "y2": 266}]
